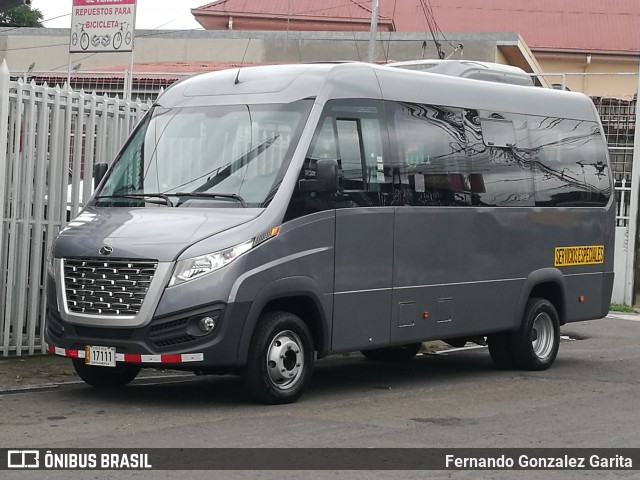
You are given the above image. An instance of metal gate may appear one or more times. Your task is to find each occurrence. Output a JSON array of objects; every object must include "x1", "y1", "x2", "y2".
[{"x1": 0, "y1": 60, "x2": 150, "y2": 356}]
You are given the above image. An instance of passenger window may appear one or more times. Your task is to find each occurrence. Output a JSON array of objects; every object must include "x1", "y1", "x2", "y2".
[
  {"x1": 307, "y1": 117, "x2": 338, "y2": 161},
  {"x1": 392, "y1": 102, "x2": 470, "y2": 206},
  {"x1": 529, "y1": 116, "x2": 611, "y2": 206},
  {"x1": 467, "y1": 110, "x2": 534, "y2": 206},
  {"x1": 284, "y1": 100, "x2": 389, "y2": 221}
]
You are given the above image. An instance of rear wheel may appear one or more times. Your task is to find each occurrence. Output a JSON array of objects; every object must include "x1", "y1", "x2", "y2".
[
  {"x1": 361, "y1": 343, "x2": 422, "y2": 362},
  {"x1": 72, "y1": 359, "x2": 140, "y2": 388},
  {"x1": 511, "y1": 297, "x2": 560, "y2": 370},
  {"x1": 241, "y1": 311, "x2": 314, "y2": 404}
]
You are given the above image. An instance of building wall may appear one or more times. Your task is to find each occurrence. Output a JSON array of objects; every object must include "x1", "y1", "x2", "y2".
[
  {"x1": 537, "y1": 56, "x2": 639, "y2": 98},
  {"x1": 0, "y1": 28, "x2": 530, "y2": 73}
]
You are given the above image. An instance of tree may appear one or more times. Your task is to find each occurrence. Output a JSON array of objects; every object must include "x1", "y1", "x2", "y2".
[{"x1": 0, "y1": 5, "x2": 44, "y2": 27}]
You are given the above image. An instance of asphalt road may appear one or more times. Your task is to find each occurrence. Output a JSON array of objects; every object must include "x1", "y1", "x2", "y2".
[{"x1": 1, "y1": 314, "x2": 639, "y2": 480}]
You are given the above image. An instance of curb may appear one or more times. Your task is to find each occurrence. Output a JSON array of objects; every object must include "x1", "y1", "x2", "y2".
[{"x1": 0, "y1": 373, "x2": 196, "y2": 395}]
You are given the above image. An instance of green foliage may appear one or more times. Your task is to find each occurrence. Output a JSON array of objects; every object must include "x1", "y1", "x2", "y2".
[
  {"x1": 0, "y1": 5, "x2": 44, "y2": 27},
  {"x1": 610, "y1": 303, "x2": 635, "y2": 313}
]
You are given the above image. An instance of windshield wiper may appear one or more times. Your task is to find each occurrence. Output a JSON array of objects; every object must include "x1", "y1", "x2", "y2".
[
  {"x1": 95, "y1": 193, "x2": 174, "y2": 207},
  {"x1": 193, "y1": 134, "x2": 280, "y2": 193},
  {"x1": 173, "y1": 192, "x2": 247, "y2": 207}
]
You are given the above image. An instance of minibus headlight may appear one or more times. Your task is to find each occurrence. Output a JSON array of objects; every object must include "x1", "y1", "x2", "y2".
[
  {"x1": 170, "y1": 240, "x2": 253, "y2": 287},
  {"x1": 169, "y1": 226, "x2": 280, "y2": 287}
]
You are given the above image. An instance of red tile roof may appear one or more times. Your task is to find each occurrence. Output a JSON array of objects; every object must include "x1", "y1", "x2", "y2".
[
  {"x1": 194, "y1": 0, "x2": 391, "y2": 22},
  {"x1": 193, "y1": 0, "x2": 640, "y2": 54}
]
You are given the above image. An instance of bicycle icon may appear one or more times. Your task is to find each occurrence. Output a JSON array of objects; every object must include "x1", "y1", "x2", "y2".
[
  {"x1": 113, "y1": 22, "x2": 133, "y2": 50},
  {"x1": 70, "y1": 22, "x2": 133, "y2": 51},
  {"x1": 71, "y1": 24, "x2": 90, "y2": 50}
]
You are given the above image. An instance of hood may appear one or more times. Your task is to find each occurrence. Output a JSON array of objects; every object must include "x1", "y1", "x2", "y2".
[{"x1": 53, "y1": 206, "x2": 262, "y2": 262}]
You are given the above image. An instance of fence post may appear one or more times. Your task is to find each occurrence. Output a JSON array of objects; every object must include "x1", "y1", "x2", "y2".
[
  {"x1": 624, "y1": 66, "x2": 640, "y2": 306},
  {"x1": 0, "y1": 60, "x2": 9, "y2": 241},
  {"x1": 0, "y1": 61, "x2": 9, "y2": 355}
]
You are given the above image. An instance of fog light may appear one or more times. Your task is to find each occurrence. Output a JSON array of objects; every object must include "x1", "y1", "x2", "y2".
[{"x1": 198, "y1": 316, "x2": 216, "y2": 333}]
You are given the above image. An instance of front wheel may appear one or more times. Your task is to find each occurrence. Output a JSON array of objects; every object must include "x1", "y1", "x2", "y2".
[
  {"x1": 511, "y1": 297, "x2": 560, "y2": 370},
  {"x1": 72, "y1": 359, "x2": 140, "y2": 388},
  {"x1": 241, "y1": 311, "x2": 314, "y2": 404}
]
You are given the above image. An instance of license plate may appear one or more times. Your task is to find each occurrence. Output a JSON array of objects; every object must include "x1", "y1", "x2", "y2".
[{"x1": 85, "y1": 345, "x2": 116, "y2": 367}]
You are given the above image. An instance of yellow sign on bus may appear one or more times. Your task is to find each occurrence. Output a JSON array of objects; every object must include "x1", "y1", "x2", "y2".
[{"x1": 554, "y1": 245, "x2": 604, "y2": 267}]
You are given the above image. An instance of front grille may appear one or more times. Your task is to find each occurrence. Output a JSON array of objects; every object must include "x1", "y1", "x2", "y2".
[
  {"x1": 153, "y1": 335, "x2": 196, "y2": 347},
  {"x1": 150, "y1": 318, "x2": 189, "y2": 333},
  {"x1": 74, "y1": 325, "x2": 135, "y2": 340},
  {"x1": 63, "y1": 258, "x2": 157, "y2": 316},
  {"x1": 149, "y1": 318, "x2": 193, "y2": 347}
]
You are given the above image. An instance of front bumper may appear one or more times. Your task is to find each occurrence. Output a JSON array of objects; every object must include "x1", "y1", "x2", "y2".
[
  {"x1": 44, "y1": 301, "x2": 251, "y2": 370},
  {"x1": 47, "y1": 345, "x2": 204, "y2": 365}
]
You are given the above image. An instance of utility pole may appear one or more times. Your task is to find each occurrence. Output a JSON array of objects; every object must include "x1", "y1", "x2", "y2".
[
  {"x1": 367, "y1": 0, "x2": 379, "y2": 63},
  {"x1": 624, "y1": 59, "x2": 640, "y2": 306}
]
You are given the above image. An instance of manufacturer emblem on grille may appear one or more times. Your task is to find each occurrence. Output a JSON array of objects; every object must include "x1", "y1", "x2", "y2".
[{"x1": 99, "y1": 245, "x2": 114, "y2": 255}]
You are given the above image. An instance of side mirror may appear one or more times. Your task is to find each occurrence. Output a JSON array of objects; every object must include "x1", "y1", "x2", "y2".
[
  {"x1": 299, "y1": 158, "x2": 339, "y2": 194},
  {"x1": 93, "y1": 162, "x2": 108, "y2": 190}
]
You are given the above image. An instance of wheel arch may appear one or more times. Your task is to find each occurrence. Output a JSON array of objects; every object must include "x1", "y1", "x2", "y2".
[
  {"x1": 235, "y1": 276, "x2": 331, "y2": 366},
  {"x1": 515, "y1": 268, "x2": 567, "y2": 327}
]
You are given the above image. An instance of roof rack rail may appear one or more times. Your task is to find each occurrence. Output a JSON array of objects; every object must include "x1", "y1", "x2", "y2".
[{"x1": 387, "y1": 60, "x2": 534, "y2": 87}]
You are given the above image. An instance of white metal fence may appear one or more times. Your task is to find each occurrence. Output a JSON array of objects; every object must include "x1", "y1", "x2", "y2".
[{"x1": 0, "y1": 60, "x2": 150, "y2": 356}]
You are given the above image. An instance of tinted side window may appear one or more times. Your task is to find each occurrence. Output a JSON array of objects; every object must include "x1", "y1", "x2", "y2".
[
  {"x1": 391, "y1": 102, "x2": 470, "y2": 206},
  {"x1": 285, "y1": 100, "x2": 389, "y2": 220},
  {"x1": 466, "y1": 110, "x2": 534, "y2": 206},
  {"x1": 528, "y1": 116, "x2": 611, "y2": 206}
]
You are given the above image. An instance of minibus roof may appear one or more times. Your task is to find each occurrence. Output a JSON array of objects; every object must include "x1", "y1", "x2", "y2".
[{"x1": 157, "y1": 62, "x2": 598, "y2": 122}]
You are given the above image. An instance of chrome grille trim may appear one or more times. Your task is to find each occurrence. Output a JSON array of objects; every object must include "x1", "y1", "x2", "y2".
[{"x1": 63, "y1": 259, "x2": 158, "y2": 316}]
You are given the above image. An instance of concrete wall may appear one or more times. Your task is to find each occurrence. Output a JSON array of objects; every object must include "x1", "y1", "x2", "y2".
[{"x1": 0, "y1": 28, "x2": 523, "y2": 73}]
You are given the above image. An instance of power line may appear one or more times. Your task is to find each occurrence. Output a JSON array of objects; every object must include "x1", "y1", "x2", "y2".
[
  {"x1": 384, "y1": 0, "x2": 398, "y2": 63},
  {"x1": 346, "y1": 0, "x2": 363, "y2": 62}
]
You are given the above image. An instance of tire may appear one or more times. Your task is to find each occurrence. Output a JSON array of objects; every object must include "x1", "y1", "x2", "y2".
[
  {"x1": 71, "y1": 32, "x2": 78, "y2": 46},
  {"x1": 241, "y1": 311, "x2": 314, "y2": 404},
  {"x1": 487, "y1": 332, "x2": 515, "y2": 369},
  {"x1": 511, "y1": 297, "x2": 560, "y2": 370},
  {"x1": 72, "y1": 358, "x2": 140, "y2": 388},
  {"x1": 361, "y1": 343, "x2": 421, "y2": 362}
]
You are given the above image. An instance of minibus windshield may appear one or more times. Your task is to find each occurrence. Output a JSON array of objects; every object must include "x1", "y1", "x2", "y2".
[{"x1": 95, "y1": 99, "x2": 313, "y2": 208}]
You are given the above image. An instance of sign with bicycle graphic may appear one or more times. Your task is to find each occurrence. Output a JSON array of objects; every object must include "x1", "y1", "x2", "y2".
[{"x1": 70, "y1": 0, "x2": 137, "y2": 53}]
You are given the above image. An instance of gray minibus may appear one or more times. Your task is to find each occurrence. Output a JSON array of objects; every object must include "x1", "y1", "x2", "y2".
[{"x1": 45, "y1": 61, "x2": 614, "y2": 404}]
